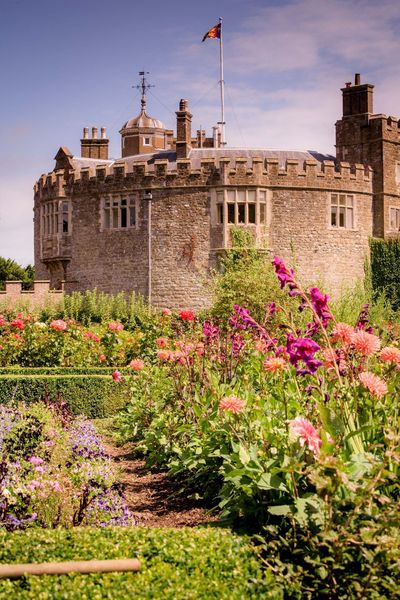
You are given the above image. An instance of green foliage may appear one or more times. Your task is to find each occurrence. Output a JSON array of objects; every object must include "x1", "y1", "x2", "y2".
[
  {"x1": 257, "y1": 440, "x2": 400, "y2": 599},
  {"x1": 370, "y1": 238, "x2": 400, "y2": 309},
  {"x1": 0, "y1": 375, "x2": 129, "y2": 417},
  {"x1": 0, "y1": 257, "x2": 35, "y2": 291},
  {"x1": 61, "y1": 290, "x2": 152, "y2": 326},
  {"x1": 211, "y1": 228, "x2": 288, "y2": 322},
  {"x1": 0, "y1": 527, "x2": 275, "y2": 599}
]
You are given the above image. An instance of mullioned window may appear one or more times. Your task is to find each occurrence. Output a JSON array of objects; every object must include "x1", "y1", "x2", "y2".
[
  {"x1": 214, "y1": 188, "x2": 268, "y2": 226},
  {"x1": 102, "y1": 196, "x2": 138, "y2": 230},
  {"x1": 41, "y1": 200, "x2": 71, "y2": 236},
  {"x1": 330, "y1": 194, "x2": 354, "y2": 229}
]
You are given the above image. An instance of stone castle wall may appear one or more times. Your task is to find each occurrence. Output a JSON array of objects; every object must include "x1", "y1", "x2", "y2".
[{"x1": 34, "y1": 156, "x2": 373, "y2": 307}]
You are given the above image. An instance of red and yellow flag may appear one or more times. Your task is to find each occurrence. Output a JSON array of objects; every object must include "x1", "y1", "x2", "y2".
[{"x1": 202, "y1": 22, "x2": 221, "y2": 42}]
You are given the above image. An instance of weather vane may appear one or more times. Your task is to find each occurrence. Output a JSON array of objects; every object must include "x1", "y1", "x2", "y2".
[{"x1": 133, "y1": 71, "x2": 155, "y2": 111}]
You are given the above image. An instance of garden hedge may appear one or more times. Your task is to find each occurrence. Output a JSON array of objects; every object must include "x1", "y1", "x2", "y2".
[
  {"x1": 0, "y1": 527, "x2": 275, "y2": 599},
  {"x1": 0, "y1": 374, "x2": 129, "y2": 417}
]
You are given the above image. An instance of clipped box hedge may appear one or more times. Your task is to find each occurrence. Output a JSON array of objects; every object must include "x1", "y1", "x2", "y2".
[
  {"x1": 0, "y1": 527, "x2": 275, "y2": 599},
  {"x1": 0, "y1": 374, "x2": 130, "y2": 417},
  {"x1": 0, "y1": 367, "x2": 131, "y2": 376}
]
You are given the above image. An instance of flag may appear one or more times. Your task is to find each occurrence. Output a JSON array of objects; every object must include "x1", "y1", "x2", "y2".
[{"x1": 202, "y1": 22, "x2": 221, "y2": 42}]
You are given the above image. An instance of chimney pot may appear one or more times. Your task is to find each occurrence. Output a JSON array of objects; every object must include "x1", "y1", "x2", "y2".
[
  {"x1": 92, "y1": 127, "x2": 98, "y2": 140},
  {"x1": 345, "y1": 82, "x2": 352, "y2": 88},
  {"x1": 101, "y1": 127, "x2": 106, "y2": 140},
  {"x1": 179, "y1": 99, "x2": 188, "y2": 111},
  {"x1": 355, "y1": 73, "x2": 361, "y2": 85},
  {"x1": 83, "y1": 127, "x2": 89, "y2": 139}
]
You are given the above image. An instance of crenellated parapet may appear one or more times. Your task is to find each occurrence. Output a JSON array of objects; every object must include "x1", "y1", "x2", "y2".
[{"x1": 34, "y1": 156, "x2": 373, "y2": 202}]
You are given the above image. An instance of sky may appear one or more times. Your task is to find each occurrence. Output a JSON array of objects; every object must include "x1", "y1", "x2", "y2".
[{"x1": 1, "y1": 0, "x2": 400, "y2": 266}]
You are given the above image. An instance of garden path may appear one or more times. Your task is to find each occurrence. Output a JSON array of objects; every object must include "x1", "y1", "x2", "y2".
[{"x1": 103, "y1": 441, "x2": 219, "y2": 528}]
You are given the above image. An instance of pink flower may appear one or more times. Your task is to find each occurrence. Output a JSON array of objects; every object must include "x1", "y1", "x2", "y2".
[
  {"x1": 288, "y1": 417, "x2": 322, "y2": 457},
  {"x1": 28, "y1": 456, "x2": 44, "y2": 466},
  {"x1": 179, "y1": 310, "x2": 195, "y2": 322},
  {"x1": 351, "y1": 330, "x2": 381, "y2": 356},
  {"x1": 380, "y1": 346, "x2": 400, "y2": 366},
  {"x1": 0, "y1": 316, "x2": 7, "y2": 327},
  {"x1": 359, "y1": 371, "x2": 388, "y2": 399},
  {"x1": 130, "y1": 358, "x2": 144, "y2": 371},
  {"x1": 50, "y1": 319, "x2": 67, "y2": 331},
  {"x1": 50, "y1": 481, "x2": 63, "y2": 492},
  {"x1": 27, "y1": 480, "x2": 42, "y2": 490},
  {"x1": 219, "y1": 396, "x2": 246, "y2": 414},
  {"x1": 332, "y1": 322, "x2": 354, "y2": 346},
  {"x1": 108, "y1": 321, "x2": 124, "y2": 332},
  {"x1": 156, "y1": 337, "x2": 168, "y2": 348},
  {"x1": 263, "y1": 356, "x2": 287, "y2": 373},
  {"x1": 85, "y1": 331, "x2": 100, "y2": 343},
  {"x1": 157, "y1": 350, "x2": 170, "y2": 362},
  {"x1": 99, "y1": 354, "x2": 106, "y2": 363},
  {"x1": 112, "y1": 370, "x2": 122, "y2": 382},
  {"x1": 322, "y1": 347, "x2": 337, "y2": 370},
  {"x1": 162, "y1": 308, "x2": 172, "y2": 316},
  {"x1": 10, "y1": 318, "x2": 25, "y2": 330}
]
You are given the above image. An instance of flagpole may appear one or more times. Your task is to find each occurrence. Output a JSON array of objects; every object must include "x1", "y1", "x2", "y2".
[{"x1": 218, "y1": 16, "x2": 226, "y2": 146}]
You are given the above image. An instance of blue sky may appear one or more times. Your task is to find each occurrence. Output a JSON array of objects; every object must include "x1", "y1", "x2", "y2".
[{"x1": 1, "y1": 0, "x2": 400, "y2": 265}]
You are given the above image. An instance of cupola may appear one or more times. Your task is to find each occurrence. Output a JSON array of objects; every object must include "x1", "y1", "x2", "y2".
[{"x1": 119, "y1": 72, "x2": 167, "y2": 157}]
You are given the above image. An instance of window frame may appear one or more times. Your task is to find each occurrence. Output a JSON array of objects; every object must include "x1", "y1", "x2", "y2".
[
  {"x1": 330, "y1": 193, "x2": 355, "y2": 230},
  {"x1": 101, "y1": 195, "x2": 138, "y2": 231},
  {"x1": 389, "y1": 206, "x2": 400, "y2": 232},
  {"x1": 41, "y1": 200, "x2": 71, "y2": 237},
  {"x1": 214, "y1": 188, "x2": 268, "y2": 226}
]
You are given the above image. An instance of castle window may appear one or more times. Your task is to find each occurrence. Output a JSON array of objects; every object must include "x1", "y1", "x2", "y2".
[
  {"x1": 41, "y1": 200, "x2": 71, "y2": 237},
  {"x1": 143, "y1": 137, "x2": 151, "y2": 146},
  {"x1": 389, "y1": 207, "x2": 400, "y2": 231},
  {"x1": 102, "y1": 196, "x2": 137, "y2": 230},
  {"x1": 396, "y1": 164, "x2": 400, "y2": 187},
  {"x1": 330, "y1": 194, "x2": 354, "y2": 229},
  {"x1": 214, "y1": 188, "x2": 268, "y2": 226}
]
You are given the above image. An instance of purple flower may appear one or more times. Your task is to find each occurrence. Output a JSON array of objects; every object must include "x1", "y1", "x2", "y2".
[
  {"x1": 203, "y1": 321, "x2": 220, "y2": 344},
  {"x1": 308, "y1": 287, "x2": 333, "y2": 327},
  {"x1": 286, "y1": 334, "x2": 322, "y2": 375},
  {"x1": 272, "y1": 256, "x2": 299, "y2": 295}
]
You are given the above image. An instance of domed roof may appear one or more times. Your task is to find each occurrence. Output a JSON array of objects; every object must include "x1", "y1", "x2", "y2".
[{"x1": 122, "y1": 109, "x2": 165, "y2": 130}]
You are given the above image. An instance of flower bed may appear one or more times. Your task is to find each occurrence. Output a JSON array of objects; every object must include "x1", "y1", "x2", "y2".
[
  {"x1": 113, "y1": 256, "x2": 400, "y2": 597},
  {"x1": 0, "y1": 403, "x2": 132, "y2": 530}
]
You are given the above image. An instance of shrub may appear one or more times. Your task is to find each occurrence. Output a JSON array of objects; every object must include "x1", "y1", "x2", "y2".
[
  {"x1": 0, "y1": 375, "x2": 129, "y2": 417},
  {"x1": 370, "y1": 238, "x2": 400, "y2": 309},
  {"x1": 0, "y1": 527, "x2": 275, "y2": 599}
]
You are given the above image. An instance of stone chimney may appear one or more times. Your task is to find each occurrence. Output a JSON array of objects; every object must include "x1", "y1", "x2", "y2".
[
  {"x1": 81, "y1": 127, "x2": 109, "y2": 160},
  {"x1": 175, "y1": 99, "x2": 192, "y2": 159},
  {"x1": 341, "y1": 73, "x2": 374, "y2": 117}
]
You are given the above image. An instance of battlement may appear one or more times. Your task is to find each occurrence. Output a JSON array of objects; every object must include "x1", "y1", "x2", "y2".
[{"x1": 34, "y1": 156, "x2": 373, "y2": 199}]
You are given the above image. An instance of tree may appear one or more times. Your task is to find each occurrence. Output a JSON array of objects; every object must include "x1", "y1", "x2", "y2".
[{"x1": 0, "y1": 257, "x2": 35, "y2": 290}]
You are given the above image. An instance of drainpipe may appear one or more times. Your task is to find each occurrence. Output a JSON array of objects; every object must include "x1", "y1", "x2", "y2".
[{"x1": 143, "y1": 190, "x2": 153, "y2": 305}]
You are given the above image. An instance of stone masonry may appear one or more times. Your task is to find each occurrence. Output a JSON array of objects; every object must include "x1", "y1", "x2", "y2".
[{"x1": 33, "y1": 74, "x2": 397, "y2": 309}]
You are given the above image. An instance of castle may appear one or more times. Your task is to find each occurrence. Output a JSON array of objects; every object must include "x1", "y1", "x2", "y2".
[{"x1": 33, "y1": 74, "x2": 400, "y2": 309}]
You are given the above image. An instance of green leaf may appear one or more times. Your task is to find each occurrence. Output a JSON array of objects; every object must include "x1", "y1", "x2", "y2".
[{"x1": 257, "y1": 473, "x2": 288, "y2": 492}]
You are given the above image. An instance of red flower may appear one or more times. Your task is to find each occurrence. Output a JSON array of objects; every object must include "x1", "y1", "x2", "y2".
[
  {"x1": 179, "y1": 310, "x2": 195, "y2": 322},
  {"x1": 10, "y1": 318, "x2": 25, "y2": 330},
  {"x1": 99, "y1": 354, "x2": 106, "y2": 363}
]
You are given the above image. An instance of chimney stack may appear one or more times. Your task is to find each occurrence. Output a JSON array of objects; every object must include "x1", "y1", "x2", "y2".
[
  {"x1": 81, "y1": 126, "x2": 109, "y2": 160},
  {"x1": 341, "y1": 73, "x2": 374, "y2": 117},
  {"x1": 176, "y1": 99, "x2": 192, "y2": 159}
]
